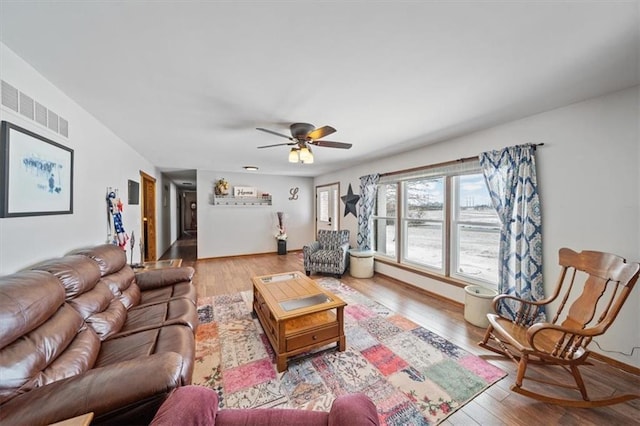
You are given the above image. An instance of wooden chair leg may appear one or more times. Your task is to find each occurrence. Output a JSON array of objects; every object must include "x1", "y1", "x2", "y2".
[
  {"x1": 481, "y1": 325, "x2": 493, "y2": 345},
  {"x1": 515, "y1": 354, "x2": 529, "y2": 388},
  {"x1": 570, "y1": 365, "x2": 590, "y2": 401}
]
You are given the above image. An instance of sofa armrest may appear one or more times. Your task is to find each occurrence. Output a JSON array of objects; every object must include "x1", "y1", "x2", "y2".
[
  {"x1": 303, "y1": 241, "x2": 321, "y2": 263},
  {"x1": 0, "y1": 352, "x2": 184, "y2": 426},
  {"x1": 150, "y1": 386, "x2": 219, "y2": 426},
  {"x1": 329, "y1": 393, "x2": 380, "y2": 426},
  {"x1": 135, "y1": 267, "x2": 195, "y2": 290}
]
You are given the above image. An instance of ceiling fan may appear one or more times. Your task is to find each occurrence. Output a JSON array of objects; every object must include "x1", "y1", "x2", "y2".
[{"x1": 256, "y1": 123, "x2": 352, "y2": 163}]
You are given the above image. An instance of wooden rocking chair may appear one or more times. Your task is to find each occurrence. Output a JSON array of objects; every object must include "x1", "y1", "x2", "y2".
[{"x1": 479, "y1": 248, "x2": 640, "y2": 407}]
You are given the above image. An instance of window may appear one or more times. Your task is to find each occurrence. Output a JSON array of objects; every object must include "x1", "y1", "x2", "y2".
[
  {"x1": 451, "y1": 174, "x2": 500, "y2": 285},
  {"x1": 373, "y1": 163, "x2": 500, "y2": 288},
  {"x1": 373, "y1": 183, "x2": 397, "y2": 258},
  {"x1": 403, "y1": 177, "x2": 444, "y2": 270}
]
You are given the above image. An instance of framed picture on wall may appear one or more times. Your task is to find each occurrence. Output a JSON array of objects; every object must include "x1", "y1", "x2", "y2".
[{"x1": 0, "y1": 121, "x2": 74, "y2": 217}]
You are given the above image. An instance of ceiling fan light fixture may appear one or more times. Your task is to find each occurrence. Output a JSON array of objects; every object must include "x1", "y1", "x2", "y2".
[
  {"x1": 288, "y1": 148, "x2": 299, "y2": 163},
  {"x1": 299, "y1": 146, "x2": 312, "y2": 162},
  {"x1": 302, "y1": 148, "x2": 314, "y2": 164},
  {"x1": 257, "y1": 123, "x2": 350, "y2": 165}
]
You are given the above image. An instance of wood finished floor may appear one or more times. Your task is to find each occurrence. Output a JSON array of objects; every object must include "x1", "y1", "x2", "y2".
[{"x1": 162, "y1": 238, "x2": 640, "y2": 425}]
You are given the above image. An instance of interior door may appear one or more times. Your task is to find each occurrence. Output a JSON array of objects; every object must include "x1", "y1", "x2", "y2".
[
  {"x1": 316, "y1": 183, "x2": 339, "y2": 236},
  {"x1": 141, "y1": 172, "x2": 157, "y2": 262}
]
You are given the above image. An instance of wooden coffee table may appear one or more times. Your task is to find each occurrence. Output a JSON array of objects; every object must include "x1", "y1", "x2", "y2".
[{"x1": 252, "y1": 271, "x2": 346, "y2": 372}]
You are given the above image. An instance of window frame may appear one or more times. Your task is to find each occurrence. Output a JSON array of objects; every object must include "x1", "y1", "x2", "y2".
[
  {"x1": 400, "y1": 177, "x2": 446, "y2": 273},
  {"x1": 371, "y1": 182, "x2": 398, "y2": 260},
  {"x1": 449, "y1": 173, "x2": 501, "y2": 287},
  {"x1": 372, "y1": 160, "x2": 500, "y2": 289}
]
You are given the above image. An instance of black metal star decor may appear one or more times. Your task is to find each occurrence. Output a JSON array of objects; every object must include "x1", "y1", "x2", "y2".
[{"x1": 341, "y1": 183, "x2": 360, "y2": 217}]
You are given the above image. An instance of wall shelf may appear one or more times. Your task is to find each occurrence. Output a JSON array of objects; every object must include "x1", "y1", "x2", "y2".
[{"x1": 213, "y1": 195, "x2": 272, "y2": 206}]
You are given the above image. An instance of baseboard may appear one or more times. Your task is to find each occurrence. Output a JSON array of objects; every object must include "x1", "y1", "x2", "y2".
[
  {"x1": 590, "y1": 352, "x2": 640, "y2": 376},
  {"x1": 198, "y1": 249, "x2": 303, "y2": 261},
  {"x1": 374, "y1": 271, "x2": 465, "y2": 309}
]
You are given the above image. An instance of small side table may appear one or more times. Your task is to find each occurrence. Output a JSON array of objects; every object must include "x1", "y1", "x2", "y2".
[
  {"x1": 132, "y1": 259, "x2": 182, "y2": 271},
  {"x1": 49, "y1": 412, "x2": 94, "y2": 426},
  {"x1": 349, "y1": 249, "x2": 374, "y2": 278}
]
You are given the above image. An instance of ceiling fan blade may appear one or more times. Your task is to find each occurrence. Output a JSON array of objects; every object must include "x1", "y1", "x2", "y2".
[
  {"x1": 257, "y1": 142, "x2": 296, "y2": 149},
  {"x1": 256, "y1": 127, "x2": 293, "y2": 140},
  {"x1": 307, "y1": 125, "x2": 336, "y2": 140},
  {"x1": 309, "y1": 140, "x2": 352, "y2": 149}
]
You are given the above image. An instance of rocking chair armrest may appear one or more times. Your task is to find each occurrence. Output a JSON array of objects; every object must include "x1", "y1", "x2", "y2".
[
  {"x1": 492, "y1": 293, "x2": 546, "y2": 316},
  {"x1": 493, "y1": 293, "x2": 546, "y2": 307}
]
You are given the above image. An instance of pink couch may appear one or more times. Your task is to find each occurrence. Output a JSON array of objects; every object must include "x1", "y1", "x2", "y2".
[{"x1": 151, "y1": 386, "x2": 380, "y2": 426}]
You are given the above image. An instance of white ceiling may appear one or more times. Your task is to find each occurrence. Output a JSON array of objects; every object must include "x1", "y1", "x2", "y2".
[{"x1": 1, "y1": 1, "x2": 638, "y2": 186}]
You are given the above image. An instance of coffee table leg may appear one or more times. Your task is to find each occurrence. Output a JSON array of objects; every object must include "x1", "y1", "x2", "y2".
[
  {"x1": 337, "y1": 306, "x2": 346, "y2": 351},
  {"x1": 276, "y1": 355, "x2": 287, "y2": 372}
]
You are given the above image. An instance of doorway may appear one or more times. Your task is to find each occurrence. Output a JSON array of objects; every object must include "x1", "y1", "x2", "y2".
[
  {"x1": 141, "y1": 171, "x2": 157, "y2": 262},
  {"x1": 315, "y1": 182, "x2": 340, "y2": 236},
  {"x1": 182, "y1": 191, "x2": 197, "y2": 237}
]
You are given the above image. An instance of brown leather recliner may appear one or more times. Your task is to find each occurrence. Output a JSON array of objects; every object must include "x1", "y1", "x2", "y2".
[{"x1": 0, "y1": 244, "x2": 198, "y2": 425}]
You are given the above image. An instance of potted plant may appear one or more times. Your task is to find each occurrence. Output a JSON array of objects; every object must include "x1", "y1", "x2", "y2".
[{"x1": 275, "y1": 211, "x2": 287, "y2": 254}]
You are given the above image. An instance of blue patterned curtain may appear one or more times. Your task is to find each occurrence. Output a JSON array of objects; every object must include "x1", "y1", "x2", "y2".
[
  {"x1": 480, "y1": 145, "x2": 545, "y2": 321},
  {"x1": 357, "y1": 173, "x2": 380, "y2": 250}
]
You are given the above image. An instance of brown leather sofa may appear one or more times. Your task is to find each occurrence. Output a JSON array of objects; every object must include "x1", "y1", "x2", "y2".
[{"x1": 0, "y1": 244, "x2": 198, "y2": 425}]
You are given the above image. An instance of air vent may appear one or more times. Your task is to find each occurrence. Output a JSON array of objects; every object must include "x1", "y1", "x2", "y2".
[
  {"x1": 35, "y1": 102, "x2": 47, "y2": 126},
  {"x1": 1, "y1": 81, "x2": 19, "y2": 112},
  {"x1": 19, "y1": 92, "x2": 35, "y2": 119},
  {"x1": 59, "y1": 117, "x2": 69, "y2": 137},
  {"x1": 47, "y1": 110, "x2": 59, "y2": 132},
  {"x1": 0, "y1": 79, "x2": 69, "y2": 138}
]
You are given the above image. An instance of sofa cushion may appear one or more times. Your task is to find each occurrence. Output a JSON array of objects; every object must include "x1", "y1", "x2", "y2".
[
  {"x1": 0, "y1": 305, "x2": 99, "y2": 404},
  {"x1": 96, "y1": 325, "x2": 194, "y2": 384},
  {"x1": 139, "y1": 282, "x2": 196, "y2": 306},
  {"x1": 1, "y1": 352, "x2": 184, "y2": 426},
  {"x1": 310, "y1": 249, "x2": 344, "y2": 264},
  {"x1": 119, "y1": 298, "x2": 198, "y2": 335},
  {"x1": 32, "y1": 256, "x2": 132, "y2": 340},
  {"x1": 67, "y1": 281, "x2": 114, "y2": 320},
  {"x1": 101, "y1": 270, "x2": 141, "y2": 309},
  {"x1": 31, "y1": 255, "x2": 102, "y2": 299},
  {"x1": 0, "y1": 271, "x2": 64, "y2": 348},
  {"x1": 87, "y1": 299, "x2": 128, "y2": 340},
  {"x1": 68, "y1": 244, "x2": 127, "y2": 276},
  {"x1": 135, "y1": 267, "x2": 195, "y2": 290},
  {"x1": 118, "y1": 282, "x2": 142, "y2": 308}
]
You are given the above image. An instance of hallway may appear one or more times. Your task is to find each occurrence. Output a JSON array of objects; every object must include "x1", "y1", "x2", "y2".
[{"x1": 159, "y1": 233, "x2": 197, "y2": 264}]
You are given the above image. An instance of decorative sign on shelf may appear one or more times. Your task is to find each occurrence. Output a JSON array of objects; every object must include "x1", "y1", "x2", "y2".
[{"x1": 233, "y1": 186, "x2": 257, "y2": 197}]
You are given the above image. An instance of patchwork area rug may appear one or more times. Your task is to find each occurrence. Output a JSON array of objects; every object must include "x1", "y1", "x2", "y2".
[{"x1": 194, "y1": 277, "x2": 506, "y2": 425}]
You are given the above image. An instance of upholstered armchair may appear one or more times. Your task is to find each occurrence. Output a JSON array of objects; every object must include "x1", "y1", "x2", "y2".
[{"x1": 304, "y1": 230, "x2": 350, "y2": 278}]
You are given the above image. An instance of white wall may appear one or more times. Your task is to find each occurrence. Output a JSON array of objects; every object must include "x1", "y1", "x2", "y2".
[
  {"x1": 197, "y1": 171, "x2": 314, "y2": 258},
  {"x1": 316, "y1": 86, "x2": 640, "y2": 367},
  {"x1": 158, "y1": 174, "x2": 174, "y2": 256},
  {"x1": 169, "y1": 183, "x2": 178, "y2": 243},
  {"x1": 0, "y1": 43, "x2": 162, "y2": 273}
]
